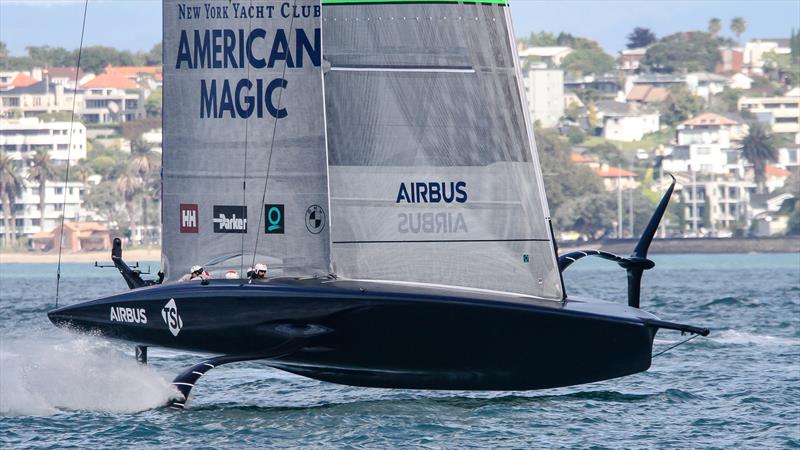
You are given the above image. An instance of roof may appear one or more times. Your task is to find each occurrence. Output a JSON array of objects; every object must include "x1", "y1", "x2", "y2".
[
  {"x1": 570, "y1": 153, "x2": 594, "y2": 163},
  {"x1": 766, "y1": 165, "x2": 791, "y2": 177},
  {"x1": 594, "y1": 100, "x2": 655, "y2": 117},
  {"x1": 0, "y1": 80, "x2": 69, "y2": 95},
  {"x1": 627, "y1": 85, "x2": 671, "y2": 103},
  {"x1": 688, "y1": 72, "x2": 728, "y2": 82},
  {"x1": 81, "y1": 73, "x2": 140, "y2": 90},
  {"x1": 633, "y1": 74, "x2": 686, "y2": 84},
  {"x1": 518, "y1": 46, "x2": 572, "y2": 58},
  {"x1": 45, "y1": 67, "x2": 85, "y2": 80},
  {"x1": 104, "y1": 65, "x2": 160, "y2": 78},
  {"x1": 0, "y1": 72, "x2": 38, "y2": 89},
  {"x1": 753, "y1": 38, "x2": 791, "y2": 47},
  {"x1": 63, "y1": 221, "x2": 109, "y2": 233},
  {"x1": 593, "y1": 166, "x2": 636, "y2": 178},
  {"x1": 680, "y1": 112, "x2": 739, "y2": 127}
]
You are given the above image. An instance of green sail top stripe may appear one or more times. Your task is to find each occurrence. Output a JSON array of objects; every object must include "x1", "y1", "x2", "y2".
[{"x1": 322, "y1": 0, "x2": 508, "y2": 5}]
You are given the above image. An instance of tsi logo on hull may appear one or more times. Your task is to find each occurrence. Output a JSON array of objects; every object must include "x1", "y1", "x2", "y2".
[
  {"x1": 213, "y1": 205, "x2": 247, "y2": 233},
  {"x1": 162, "y1": 298, "x2": 183, "y2": 337},
  {"x1": 110, "y1": 307, "x2": 147, "y2": 324}
]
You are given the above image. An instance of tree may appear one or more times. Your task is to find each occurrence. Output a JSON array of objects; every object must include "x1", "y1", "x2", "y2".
[
  {"x1": 627, "y1": 27, "x2": 656, "y2": 49},
  {"x1": 730, "y1": 17, "x2": 746, "y2": 43},
  {"x1": 561, "y1": 48, "x2": 615, "y2": 75},
  {"x1": 115, "y1": 171, "x2": 140, "y2": 234},
  {"x1": 526, "y1": 31, "x2": 557, "y2": 47},
  {"x1": 658, "y1": 85, "x2": 704, "y2": 126},
  {"x1": 128, "y1": 139, "x2": 160, "y2": 244},
  {"x1": 643, "y1": 32, "x2": 722, "y2": 73},
  {"x1": 27, "y1": 150, "x2": 57, "y2": 229},
  {"x1": 708, "y1": 18, "x2": 722, "y2": 37},
  {"x1": 0, "y1": 153, "x2": 23, "y2": 247},
  {"x1": 739, "y1": 122, "x2": 777, "y2": 193},
  {"x1": 145, "y1": 88, "x2": 162, "y2": 117},
  {"x1": 145, "y1": 42, "x2": 162, "y2": 66},
  {"x1": 0, "y1": 41, "x2": 8, "y2": 59}
]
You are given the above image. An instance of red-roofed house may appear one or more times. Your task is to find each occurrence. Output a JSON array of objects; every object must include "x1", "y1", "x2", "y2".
[
  {"x1": 663, "y1": 112, "x2": 749, "y2": 176},
  {"x1": 30, "y1": 222, "x2": 112, "y2": 252},
  {"x1": 592, "y1": 163, "x2": 638, "y2": 190},
  {"x1": 765, "y1": 164, "x2": 792, "y2": 192},
  {"x1": 0, "y1": 72, "x2": 39, "y2": 90},
  {"x1": 79, "y1": 73, "x2": 147, "y2": 124},
  {"x1": 626, "y1": 85, "x2": 671, "y2": 105}
]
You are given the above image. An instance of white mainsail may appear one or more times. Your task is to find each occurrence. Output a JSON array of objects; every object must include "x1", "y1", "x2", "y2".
[
  {"x1": 162, "y1": 0, "x2": 330, "y2": 279},
  {"x1": 322, "y1": 1, "x2": 563, "y2": 299}
]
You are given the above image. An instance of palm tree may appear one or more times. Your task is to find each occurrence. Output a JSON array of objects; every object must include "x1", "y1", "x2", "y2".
[
  {"x1": 115, "y1": 170, "x2": 141, "y2": 239},
  {"x1": 27, "y1": 149, "x2": 57, "y2": 232},
  {"x1": 708, "y1": 18, "x2": 721, "y2": 37},
  {"x1": 128, "y1": 139, "x2": 160, "y2": 244},
  {"x1": 730, "y1": 17, "x2": 746, "y2": 44},
  {"x1": 0, "y1": 153, "x2": 23, "y2": 247},
  {"x1": 740, "y1": 122, "x2": 777, "y2": 194}
]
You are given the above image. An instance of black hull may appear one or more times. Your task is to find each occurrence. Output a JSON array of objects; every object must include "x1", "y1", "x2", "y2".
[{"x1": 49, "y1": 278, "x2": 660, "y2": 390}]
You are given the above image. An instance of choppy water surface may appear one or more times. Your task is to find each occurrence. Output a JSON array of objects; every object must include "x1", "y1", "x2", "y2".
[{"x1": 1, "y1": 254, "x2": 798, "y2": 448}]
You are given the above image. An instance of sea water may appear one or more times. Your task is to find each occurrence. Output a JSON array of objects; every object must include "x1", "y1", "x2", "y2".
[{"x1": 1, "y1": 254, "x2": 798, "y2": 448}]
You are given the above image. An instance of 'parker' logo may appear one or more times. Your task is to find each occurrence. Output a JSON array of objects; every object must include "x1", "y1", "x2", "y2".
[
  {"x1": 162, "y1": 298, "x2": 183, "y2": 337},
  {"x1": 213, "y1": 205, "x2": 247, "y2": 233},
  {"x1": 180, "y1": 204, "x2": 198, "y2": 233}
]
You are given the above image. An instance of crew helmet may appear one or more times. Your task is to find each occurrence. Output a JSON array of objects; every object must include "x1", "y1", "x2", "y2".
[
  {"x1": 190, "y1": 265, "x2": 203, "y2": 274},
  {"x1": 254, "y1": 263, "x2": 268, "y2": 273}
]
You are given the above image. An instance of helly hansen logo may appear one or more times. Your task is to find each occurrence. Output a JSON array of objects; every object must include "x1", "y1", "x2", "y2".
[
  {"x1": 213, "y1": 205, "x2": 247, "y2": 233},
  {"x1": 180, "y1": 204, "x2": 198, "y2": 233}
]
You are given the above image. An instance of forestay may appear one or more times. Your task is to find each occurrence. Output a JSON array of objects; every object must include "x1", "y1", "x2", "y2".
[
  {"x1": 323, "y1": 0, "x2": 563, "y2": 299},
  {"x1": 162, "y1": 0, "x2": 330, "y2": 279}
]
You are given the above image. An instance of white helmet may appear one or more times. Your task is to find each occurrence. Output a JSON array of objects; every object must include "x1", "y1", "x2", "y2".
[
  {"x1": 225, "y1": 270, "x2": 239, "y2": 279},
  {"x1": 254, "y1": 263, "x2": 268, "y2": 272},
  {"x1": 190, "y1": 265, "x2": 203, "y2": 274}
]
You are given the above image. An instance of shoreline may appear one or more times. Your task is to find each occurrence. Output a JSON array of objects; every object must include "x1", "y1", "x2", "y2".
[
  {"x1": 0, "y1": 249, "x2": 161, "y2": 264},
  {"x1": 1, "y1": 236, "x2": 798, "y2": 264}
]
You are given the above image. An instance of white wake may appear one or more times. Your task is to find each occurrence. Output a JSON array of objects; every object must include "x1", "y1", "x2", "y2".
[{"x1": 0, "y1": 334, "x2": 178, "y2": 416}]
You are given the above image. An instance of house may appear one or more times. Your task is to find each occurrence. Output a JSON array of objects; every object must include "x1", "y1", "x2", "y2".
[
  {"x1": 43, "y1": 67, "x2": 94, "y2": 89},
  {"x1": 619, "y1": 47, "x2": 647, "y2": 74},
  {"x1": 564, "y1": 74, "x2": 620, "y2": 94},
  {"x1": 663, "y1": 113, "x2": 748, "y2": 176},
  {"x1": 0, "y1": 117, "x2": 87, "y2": 163},
  {"x1": 594, "y1": 100, "x2": 660, "y2": 142},
  {"x1": 0, "y1": 72, "x2": 38, "y2": 90},
  {"x1": 517, "y1": 46, "x2": 573, "y2": 67},
  {"x1": 777, "y1": 144, "x2": 800, "y2": 169},
  {"x1": 624, "y1": 73, "x2": 686, "y2": 95},
  {"x1": 30, "y1": 221, "x2": 112, "y2": 252},
  {"x1": 744, "y1": 39, "x2": 792, "y2": 75},
  {"x1": 764, "y1": 164, "x2": 791, "y2": 192},
  {"x1": 592, "y1": 163, "x2": 638, "y2": 190},
  {"x1": 716, "y1": 47, "x2": 744, "y2": 74},
  {"x1": 522, "y1": 68, "x2": 564, "y2": 128},
  {"x1": 80, "y1": 73, "x2": 148, "y2": 123},
  {"x1": 626, "y1": 85, "x2": 671, "y2": 105},
  {"x1": 728, "y1": 73, "x2": 753, "y2": 90},
  {"x1": 738, "y1": 95, "x2": 800, "y2": 134},
  {"x1": 750, "y1": 192, "x2": 795, "y2": 236},
  {"x1": 685, "y1": 72, "x2": 728, "y2": 101},
  {"x1": 0, "y1": 81, "x2": 83, "y2": 118}
]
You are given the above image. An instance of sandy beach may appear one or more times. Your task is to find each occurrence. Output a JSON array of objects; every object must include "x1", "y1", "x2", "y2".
[{"x1": 0, "y1": 248, "x2": 161, "y2": 264}]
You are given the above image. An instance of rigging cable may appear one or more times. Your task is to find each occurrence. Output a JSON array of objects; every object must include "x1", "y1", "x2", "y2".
[
  {"x1": 238, "y1": 0, "x2": 256, "y2": 279},
  {"x1": 652, "y1": 333, "x2": 700, "y2": 358},
  {"x1": 249, "y1": 0, "x2": 299, "y2": 277},
  {"x1": 55, "y1": 0, "x2": 89, "y2": 307}
]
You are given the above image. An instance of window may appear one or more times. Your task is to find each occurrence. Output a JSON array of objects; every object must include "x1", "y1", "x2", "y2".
[
  {"x1": 55, "y1": 187, "x2": 64, "y2": 195},
  {"x1": 775, "y1": 117, "x2": 798, "y2": 123},
  {"x1": 57, "y1": 144, "x2": 68, "y2": 150},
  {"x1": 32, "y1": 219, "x2": 40, "y2": 226},
  {"x1": 15, "y1": 219, "x2": 24, "y2": 227}
]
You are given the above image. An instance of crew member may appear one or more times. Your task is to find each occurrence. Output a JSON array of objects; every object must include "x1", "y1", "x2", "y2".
[
  {"x1": 180, "y1": 265, "x2": 209, "y2": 281},
  {"x1": 249, "y1": 263, "x2": 268, "y2": 280}
]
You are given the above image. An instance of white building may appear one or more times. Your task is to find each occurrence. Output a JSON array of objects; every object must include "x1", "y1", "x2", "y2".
[
  {"x1": 680, "y1": 178, "x2": 754, "y2": 234},
  {"x1": 0, "y1": 180, "x2": 85, "y2": 241},
  {"x1": 738, "y1": 95, "x2": 800, "y2": 134},
  {"x1": 522, "y1": 68, "x2": 564, "y2": 128},
  {"x1": 663, "y1": 113, "x2": 747, "y2": 176},
  {"x1": 595, "y1": 100, "x2": 660, "y2": 142},
  {"x1": 0, "y1": 81, "x2": 83, "y2": 118},
  {"x1": 0, "y1": 117, "x2": 87, "y2": 163},
  {"x1": 518, "y1": 46, "x2": 573, "y2": 67},
  {"x1": 80, "y1": 73, "x2": 148, "y2": 124},
  {"x1": 744, "y1": 39, "x2": 791, "y2": 75},
  {"x1": 685, "y1": 72, "x2": 728, "y2": 102}
]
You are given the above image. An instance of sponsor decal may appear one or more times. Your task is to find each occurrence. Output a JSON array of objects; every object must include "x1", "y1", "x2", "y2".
[
  {"x1": 110, "y1": 307, "x2": 147, "y2": 324},
  {"x1": 265, "y1": 204, "x2": 285, "y2": 234},
  {"x1": 396, "y1": 181, "x2": 467, "y2": 204},
  {"x1": 523, "y1": 254, "x2": 530, "y2": 263},
  {"x1": 305, "y1": 205, "x2": 325, "y2": 234},
  {"x1": 213, "y1": 205, "x2": 247, "y2": 233},
  {"x1": 162, "y1": 298, "x2": 183, "y2": 337},
  {"x1": 398, "y1": 212, "x2": 468, "y2": 234},
  {"x1": 180, "y1": 203, "x2": 199, "y2": 233}
]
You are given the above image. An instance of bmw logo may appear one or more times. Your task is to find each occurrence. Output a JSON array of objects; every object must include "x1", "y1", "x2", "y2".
[{"x1": 305, "y1": 205, "x2": 325, "y2": 234}]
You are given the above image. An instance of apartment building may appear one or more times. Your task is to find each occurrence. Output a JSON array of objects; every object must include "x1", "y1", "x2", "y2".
[
  {"x1": 0, "y1": 81, "x2": 83, "y2": 118},
  {"x1": 738, "y1": 95, "x2": 800, "y2": 134},
  {"x1": 0, "y1": 180, "x2": 85, "y2": 242},
  {"x1": 681, "y1": 178, "x2": 754, "y2": 234},
  {"x1": 522, "y1": 67, "x2": 564, "y2": 128},
  {"x1": 80, "y1": 73, "x2": 147, "y2": 124},
  {"x1": 0, "y1": 117, "x2": 87, "y2": 163},
  {"x1": 663, "y1": 113, "x2": 748, "y2": 176}
]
